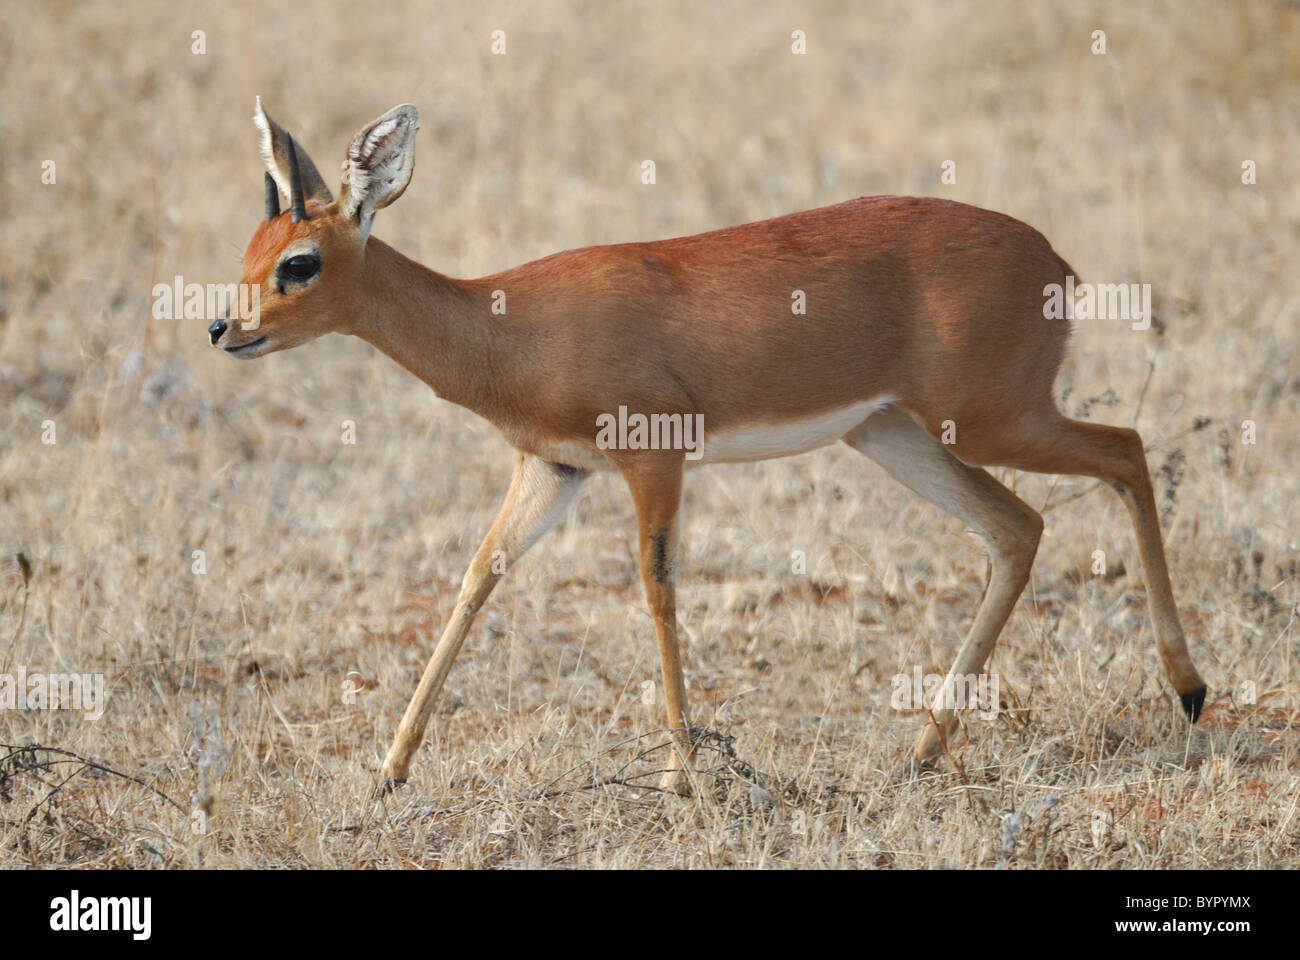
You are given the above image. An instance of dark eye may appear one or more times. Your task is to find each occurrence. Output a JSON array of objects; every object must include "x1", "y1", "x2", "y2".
[{"x1": 279, "y1": 253, "x2": 321, "y2": 282}]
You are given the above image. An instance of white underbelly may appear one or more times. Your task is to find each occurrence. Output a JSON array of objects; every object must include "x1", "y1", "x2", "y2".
[
  {"x1": 531, "y1": 397, "x2": 894, "y2": 472},
  {"x1": 696, "y1": 397, "x2": 893, "y2": 465},
  {"x1": 542, "y1": 443, "x2": 614, "y2": 472}
]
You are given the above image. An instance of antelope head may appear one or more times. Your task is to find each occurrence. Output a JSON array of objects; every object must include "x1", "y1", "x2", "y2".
[{"x1": 209, "y1": 98, "x2": 419, "y2": 357}]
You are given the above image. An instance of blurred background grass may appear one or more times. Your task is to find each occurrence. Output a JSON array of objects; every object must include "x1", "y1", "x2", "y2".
[{"x1": 0, "y1": 0, "x2": 1296, "y2": 867}]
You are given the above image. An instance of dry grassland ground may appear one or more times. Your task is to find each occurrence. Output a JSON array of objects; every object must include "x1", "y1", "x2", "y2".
[{"x1": 0, "y1": 0, "x2": 1296, "y2": 869}]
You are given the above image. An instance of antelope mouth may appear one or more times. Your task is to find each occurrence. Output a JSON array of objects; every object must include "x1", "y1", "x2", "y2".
[{"x1": 223, "y1": 336, "x2": 270, "y2": 357}]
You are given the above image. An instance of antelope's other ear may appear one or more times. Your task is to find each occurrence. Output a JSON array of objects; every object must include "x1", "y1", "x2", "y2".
[
  {"x1": 339, "y1": 103, "x2": 418, "y2": 237},
  {"x1": 253, "y1": 97, "x2": 334, "y2": 210}
]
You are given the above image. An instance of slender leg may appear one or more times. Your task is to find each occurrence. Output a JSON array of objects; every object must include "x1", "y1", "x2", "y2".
[
  {"x1": 843, "y1": 407, "x2": 1043, "y2": 762},
  {"x1": 380, "y1": 454, "x2": 586, "y2": 788},
  {"x1": 618, "y1": 454, "x2": 692, "y2": 792},
  {"x1": 970, "y1": 416, "x2": 1206, "y2": 716}
]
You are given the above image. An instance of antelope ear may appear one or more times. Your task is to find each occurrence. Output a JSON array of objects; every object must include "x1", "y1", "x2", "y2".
[
  {"x1": 339, "y1": 103, "x2": 418, "y2": 237},
  {"x1": 253, "y1": 97, "x2": 334, "y2": 208}
]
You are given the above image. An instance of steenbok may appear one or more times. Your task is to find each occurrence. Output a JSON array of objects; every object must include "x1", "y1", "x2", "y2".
[{"x1": 210, "y1": 100, "x2": 1206, "y2": 792}]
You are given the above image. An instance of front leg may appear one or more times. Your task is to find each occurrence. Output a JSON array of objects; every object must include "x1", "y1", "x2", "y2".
[
  {"x1": 380, "y1": 454, "x2": 586, "y2": 788},
  {"x1": 620, "y1": 453, "x2": 693, "y2": 794}
]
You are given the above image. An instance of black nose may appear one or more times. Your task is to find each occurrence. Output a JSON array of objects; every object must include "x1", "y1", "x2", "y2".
[{"x1": 208, "y1": 318, "x2": 228, "y2": 345}]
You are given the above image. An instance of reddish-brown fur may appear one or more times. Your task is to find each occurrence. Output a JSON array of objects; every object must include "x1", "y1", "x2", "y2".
[
  {"x1": 220, "y1": 105, "x2": 1207, "y2": 791},
  {"x1": 236, "y1": 196, "x2": 1074, "y2": 472}
]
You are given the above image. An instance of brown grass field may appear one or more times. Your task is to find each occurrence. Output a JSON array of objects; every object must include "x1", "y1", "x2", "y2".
[{"x1": 0, "y1": 0, "x2": 1296, "y2": 869}]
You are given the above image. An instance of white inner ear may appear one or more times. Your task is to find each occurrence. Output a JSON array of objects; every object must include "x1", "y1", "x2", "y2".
[
  {"x1": 253, "y1": 96, "x2": 290, "y2": 199},
  {"x1": 341, "y1": 106, "x2": 418, "y2": 233}
]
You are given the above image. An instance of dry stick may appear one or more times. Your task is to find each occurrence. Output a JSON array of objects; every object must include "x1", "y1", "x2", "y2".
[
  {"x1": 540, "y1": 724, "x2": 849, "y2": 806},
  {"x1": 924, "y1": 708, "x2": 979, "y2": 814},
  {"x1": 534, "y1": 727, "x2": 675, "y2": 798},
  {"x1": 1039, "y1": 363, "x2": 1224, "y2": 518},
  {"x1": 1041, "y1": 360, "x2": 1156, "y2": 515},
  {"x1": 21, "y1": 765, "x2": 86, "y2": 831},
  {"x1": 0, "y1": 743, "x2": 186, "y2": 812},
  {"x1": 1131, "y1": 357, "x2": 1158, "y2": 428},
  {"x1": 145, "y1": 142, "x2": 160, "y2": 361},
  {"x1": 549, "y1": 772, "x2": 673, "y2": 799},
  {"x1": 1036, "y1": 49, "x2": 1147, "y2": 523},
  {"x1": 923, "y1": 710, "x2": 964, "y2": 780},
  {"x1": 547, "y1": 841, "x2": 607, "y2": 865},
  {"x1": 3, "y1": 555, "x2": 31, "y2": 675}
]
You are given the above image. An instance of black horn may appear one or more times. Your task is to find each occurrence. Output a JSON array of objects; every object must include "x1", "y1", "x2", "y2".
[
  {"x1": 264, "y1": 172, "x2": 280, "y2": 220},
  {"x1": 287, "y1": 134, "x2": 307, "y2": 222}
]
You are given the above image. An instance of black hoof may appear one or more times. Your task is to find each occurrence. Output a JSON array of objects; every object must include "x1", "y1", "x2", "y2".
[
  {"x1": 375, "y1": 776, "x2": 407, "y2": 799},
  {"x1": 1180, "y1": 684, "x2": 1207, "y2": 723},
  {"x1": 892, "y1": 755, "x2": 936, "y2": 783}
]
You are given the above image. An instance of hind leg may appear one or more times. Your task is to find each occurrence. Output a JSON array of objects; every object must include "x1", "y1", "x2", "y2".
[
  {"x1": 956, "y1": 415, "x2": 1206, "y2": 718},
  {"x1": 844, "y1": 407, "x2": 1043, "y2": 762}
]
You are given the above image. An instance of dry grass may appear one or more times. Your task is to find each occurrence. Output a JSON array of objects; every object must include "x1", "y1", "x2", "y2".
[{"x1": 0, "y1": 0, "x2": 1296, "y2": 868}]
